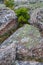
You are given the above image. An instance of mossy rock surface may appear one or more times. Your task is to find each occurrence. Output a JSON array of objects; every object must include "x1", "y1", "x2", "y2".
[
  {"x1": 0, "y1": 24, "x2": 43, "y2": 64},
  {"x1": 1, "y1": 24, "x2": 41, "y2": 47}
]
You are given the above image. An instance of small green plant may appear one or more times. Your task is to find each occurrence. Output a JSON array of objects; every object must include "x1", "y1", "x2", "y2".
[
  {"x1": 15, "y1": 7, "x2": 30, "y2": 27},
  {"x1": 4, "y1": 0, "x2": 14, "y2": 9}
]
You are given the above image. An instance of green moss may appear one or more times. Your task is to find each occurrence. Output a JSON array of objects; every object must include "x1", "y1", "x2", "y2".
[
  {"x1": 15, "y1": 7, "x2": 30, "y2": 27},
  {"x1": 4, "y1": 0, "x2": 14, "y2": 9}
]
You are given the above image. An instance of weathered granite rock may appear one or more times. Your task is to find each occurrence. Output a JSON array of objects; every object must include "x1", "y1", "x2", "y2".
[
  {"x1": 30, "y1": 8, "x2": 43, "y2": 33},
  {"x1": 1, "y1": 24, "x2": 41, "y2": 47},
  {"x1": 15, "y1": 61, "x2": 43, "y2": 65},
  {"x1": 29, "y1": 0, "x2": 43, "y2": 3},
  {"x1": 16, "y1": 43, "x2": 43, "y2": 61},
  {"x1": 0, "y1": 7, "x2": 17, "y2": 35},
  {"x1": 0, "y1": 42, "x2": 16, "y2": 65},
  {"x1": 0, "y1": 24, "x2": 43, "y2": 63}
]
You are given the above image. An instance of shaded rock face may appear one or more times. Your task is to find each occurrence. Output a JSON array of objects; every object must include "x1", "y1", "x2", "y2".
[
  {"x1": 30, "y1": 8, "x2": 43, "y2": 34},
  {"x1": 0, "y1": 24, "x2": 43, "y2": 65},
  {"x1": 0, "y1": 7, "x2": 17, "y2": 35},
  {"x1": 0, "y1": 0, "x2": 4, "y2": 4},
  {"x1": 16, "y1": 44, "x2": 43, "y2": 61},
  {"x1": 16, "y1": 37, "x2": 43, "y2": 61}
]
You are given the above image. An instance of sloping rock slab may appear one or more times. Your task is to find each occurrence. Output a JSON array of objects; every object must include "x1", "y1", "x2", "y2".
[
  {"x1": 1, "y1": 24, "x2": 41, "y2": 47},
  {"x1": 0, "y1": 24, "x2": 43, "y2": 65},
  {"x1": 0, "y1": 7, "x2": 17, "y2": 35}
]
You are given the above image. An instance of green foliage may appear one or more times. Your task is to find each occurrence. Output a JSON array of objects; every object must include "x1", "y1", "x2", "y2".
[
  {"x1": 15, "y1": 7, "x2": 30, "y2": 27},
  {"x1": 4, "y1": 0, "x2": 14, "y2": 9},
  {"x1": 18, "y1": 16, "x2": 27, "y2": 23}
]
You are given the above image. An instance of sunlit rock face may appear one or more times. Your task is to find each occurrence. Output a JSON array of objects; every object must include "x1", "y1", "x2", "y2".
[
  {"x1": 14, "y1": 0, "x2": 29, "y2": 6},
  {"x1": 30, "y1": 8, "x2": 43, "y2": 33},
  {"x1": 29, "y1": 0, "x2": 37, "y2": 3},
  {"x1": 0, "y1": 24, "x2": 43, "y2": 65},
  {"x1": 14, "y1": 0, "x2": 43, "y2": 4},
  {"x1": 29, "y1": 0, "x2": 43, "y2": 3},
  {"x1": 0, "y1": 7, "x2": 17, "y2": 35},
  {"x1": 1, "y1": 24, "x2": 41, "y2": 48},
  {"x1": 14, "y1": 0, "x2": 28, "y2": 3},
  {"x1": 15, "y1": 61, "x2": 43, "y2": 65}
]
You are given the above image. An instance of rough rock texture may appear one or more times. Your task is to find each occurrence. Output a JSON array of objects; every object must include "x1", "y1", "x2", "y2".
[
  {"x1": 1, "y1": 24, "x2": 41, "y2": 48},
  {"x1": 30, "y1": 8, "x2": 43, "y2": 33},
  {"x1": 0, "y1": 7, "x2": 17, "y2": 35},
  {"x1": 0, "y1": 24, "x2": 43, "y2": 65},
  {"x1": 29, "y1": 0, "x2": 43, "y2": 3},
  {"x1": 16, "y1": 44, "x2": 43, "y2": 61},
  {"x1": 15, "y1": 61, "x2": 43, "y2": 65},
  {"x1": 0, "y1": 42, "x2": 16, "y2": 65}
]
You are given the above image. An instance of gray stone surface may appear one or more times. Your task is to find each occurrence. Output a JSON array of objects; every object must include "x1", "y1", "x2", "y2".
[
  {"x1": 1, "y1": 24, "x2": 41, "y2": 48},
  {"x1": 0, "y1": 7, "x2": 17, "y2": 30},
  {"x1": 0, "y1": 24, "x2": 43, "y2": 65},
  {"x1": 30, "y1": 8, "x2": 43, "y2": 32},
  {"x1": 0, "y1": 43, "x2": 16, "y2": 65},
  {"x1": 15, "y1": 61, "x2": 43, "y2": 65}
]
